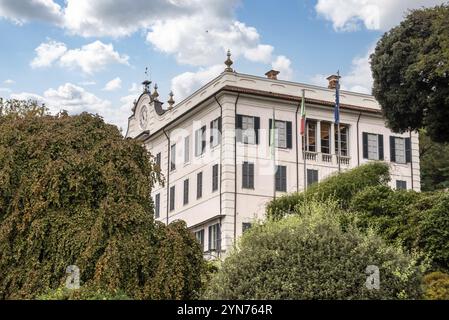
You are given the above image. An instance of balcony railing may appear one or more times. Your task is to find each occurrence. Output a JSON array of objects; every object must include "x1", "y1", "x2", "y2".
[
  {"x1": 337, "y1": 155, "x2": 351, "y2": 166},
  {"x1": 322, "y1": 154, "x2": 332, "y2": 163},
  {"x1": 302, "y1": 152, "x2": 351, "y2": 166},
  {"x1": 303, "y1": 151, "x2": 317, "y2": 161}
]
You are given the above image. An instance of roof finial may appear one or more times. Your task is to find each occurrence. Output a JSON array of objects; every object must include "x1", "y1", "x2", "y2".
[
  {"x1": 152, "y1": 83, "x2": 159, "y2": 100},
  {"x1": 142, "y1": 67, "x2": 151, "y2": 92},
  {"x1": 224, "y1": 49, "x2": 234, "y2": 72},
  {"x1": 168, "y1": 91, "x2": 175, "y2": 109}
]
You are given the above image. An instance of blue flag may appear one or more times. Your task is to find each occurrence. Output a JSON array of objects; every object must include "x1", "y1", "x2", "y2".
[{"x1": 334, "y1": 73, "x2": 340, "y2": 124}]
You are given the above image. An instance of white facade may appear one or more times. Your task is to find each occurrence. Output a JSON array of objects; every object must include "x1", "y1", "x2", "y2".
[{"x1": 126, "y1": 66, "x2": 420, "y2": 258}]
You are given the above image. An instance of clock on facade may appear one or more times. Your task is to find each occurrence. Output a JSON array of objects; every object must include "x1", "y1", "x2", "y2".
[{"x1": 139, "y1": 105, "x2": 148, "y2": 129}]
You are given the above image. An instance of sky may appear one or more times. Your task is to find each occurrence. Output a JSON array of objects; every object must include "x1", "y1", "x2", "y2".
[{"x1": 0, "y1": 0, "x2": 445, "y2": 132}]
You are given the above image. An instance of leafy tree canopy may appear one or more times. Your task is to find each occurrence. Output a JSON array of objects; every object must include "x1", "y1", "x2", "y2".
[
  {"x1": 371, "y1": 4, "x2": 449, "y2": 143},
  {"x1": 0, "y1": 99, "x2": 204, "y2": 299}
]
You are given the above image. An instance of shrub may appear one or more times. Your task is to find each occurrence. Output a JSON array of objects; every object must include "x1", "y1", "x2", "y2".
[
  {"x1": 422, "y1": 272, "x2": 449, "y2": 300},
  {"x1": 350, "y1": 187, "x2": 449, "y2": 271},
  {"x1": 0, "y1": 101, "x2": 204, "y2": 299},
  {"x1": 266, "y1": 162, "x2": 390, "y2": 220},
  {"x1": 206, "y1": 201, "x2": 423, "y2": 300},
  {"x1": 411, "y1": 192, "x2": 449, "y2": 271},
  {"x1": 37, "y1": 286, "x2": 131, "y2": 300}
]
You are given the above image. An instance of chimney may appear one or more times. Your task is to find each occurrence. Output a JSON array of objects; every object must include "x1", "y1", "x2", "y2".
[
  {"x1": 265, "y1": 69, "x2": 280, "y2": 80},
  {"x1": 326, "y1": 74, "x2": 341, "y2": 89}
]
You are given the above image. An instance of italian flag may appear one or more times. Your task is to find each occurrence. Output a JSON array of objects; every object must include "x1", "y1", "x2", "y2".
[{"x1": 300, "y1": 90, "x2": 306, "y2": 136}]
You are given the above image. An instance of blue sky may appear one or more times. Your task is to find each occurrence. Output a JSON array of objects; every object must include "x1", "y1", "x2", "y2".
[{"x1": 0, "y1": 0, "x2": 444, "y2": 131}]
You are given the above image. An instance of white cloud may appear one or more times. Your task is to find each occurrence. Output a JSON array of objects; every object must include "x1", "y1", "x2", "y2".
[
  {"x1": 30, "y1": 40, "x2": 67, "y2": 68},
  {"x1": 272, "y1": 55, "x2": 293, "y2": 81},
  {"x1": 59, "y1": 41, "x2": 129, "y2": 74},
  {"x1": 62, "y1": 0, "x2": 216, "y2": 38},
  {"x1": 0, "y1": 0, "x2": 63, "y2": 25},
  {"x1": 0, "y1": 87, "x2": 12, "y2": 93},
  {"x1": 30, "y1": 40, "x2": 129, "y2": 74},
  {"x1": 341, "y1": 46, "x2": 374, "y2": 94},
  {"x1": 309, "y1": 46, "x2": 374, "y2": 94},
  {"x1": 171, "y1": 64, "x2": 224, "y2": 101},
  {"x1": 10, "y1": 83, "x2": 132, "y2": 131},
  {"x1": 315, "y1": 0, "x2": 445, "y2": 31},
  {"x1": 3, "y1": 79, "x2": 15, "y2": 85},
  {"x1": 103, "y1": 77, "x2": 122, "y2": 91},
  {"x1": 147, "y1": 19, "x2": 275, "y2": 67}
]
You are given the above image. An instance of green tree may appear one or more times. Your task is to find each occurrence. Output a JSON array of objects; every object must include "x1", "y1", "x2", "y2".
[
  {"x1": 206, "y1": 201, "x2": 424, "y2": 300},
  {"x1": 419, "y1": 130, "x2": 449, "y2": 191},
  {"x1": 266, "y1": 162, "x2": 390, "y2": 220},
  {"x1": 371, "y1": 4, "x2": 449, "y2": 143},
  {"x1": 0, "y1": 99, "x2": 204, "y2": 299},
  {"x1": 350, "y1": 187, "x2": 449, "y2": 271}
]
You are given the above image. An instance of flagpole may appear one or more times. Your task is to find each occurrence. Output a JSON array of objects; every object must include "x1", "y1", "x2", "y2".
[
  {"x1": 336, "y1": 71, "x2": 341, "y2": 173},
  {"x1": 302, "y1": 89, "x2": 307, "y2": 190},
  {"x1": 272, "y1": 106, "x2": 276, "y2": 199}
]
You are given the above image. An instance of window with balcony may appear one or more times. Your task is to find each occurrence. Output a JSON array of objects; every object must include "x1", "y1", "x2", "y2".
[
  {"x1": 335, "y1": 124, "x2": 349, "y2": 157},
  {"x1": 320, "y1": 122, "x2": 331, "y2": 155},
  {"x1": 306, "y1": 121, "x2": 317, "y2": 152}
]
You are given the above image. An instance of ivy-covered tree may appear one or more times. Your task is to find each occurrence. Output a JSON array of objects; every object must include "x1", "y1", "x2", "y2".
[
  {"x1": 371, "y1": 4, "x2": 449, "y2": 143},
  {"x1": 0, "y1": 99, "x2": 204, "y2": 299}
]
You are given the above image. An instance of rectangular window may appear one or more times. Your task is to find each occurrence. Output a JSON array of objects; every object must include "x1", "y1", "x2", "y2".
[
  {"x1": 306, "y1": 121, "x2": 317, "y2": 152},
  {"x1": 396, "y1": 180, "x2": 407, "y2": 190},
  {"x1": 184, "y1": 136, "x2": 190, "y2": 164},
  {"x1": 183, "y1": 179, "x2": 189, "y2": 205},
  {"x1": 170, "y1": 144, "x2": 176, "y2": 171},
  {"x1": 212, "y1": 164, "x2": 219, "y2": 192},
  {"x1": 154, "y1": 193, "x2": 160, "y2": 219},
  {"x1": 363, "y1": 133, "x2": 384, "y2": 161},
  {"x1": 270, "y1": 120, "x2": 292, "y2": 149},
  {"x1": 169, "y1": 186, "x2": 175, "y2": 212},
  {"x1": 275, "y1": 165, "x2": 287, "y2": 192},
  {"x1": 242, "y1": 162, "x2": 254, "y2": 189},
  {"x1": 335, "y1": 124, "x2": 349, "y2": 157},
  {"x1": 236, "y1": 115, "x2": 259, "y2": 145},
  {"x1": 320, "y1": 122, "x2": 331, "y2": 154},
  {"x1": 197, "y1": 172, "x2": 203, "y2": 199},
  {"x1": 195, "y1": 126, "x2": 206, "y2": 157},
  {"x1": 195, "y1": 229, "x2": 205, "y2": 251},
  {"x1": 394, "y1": 137, "x2": 406, "y2": 164},
  {"x1": 208, "y1": 223, "x2": 221, "y2": 252},
  {"x1": 242, "y1": 223, "x2": 252, "y2": 233},
  {"x1": 390, "y1": 136, "x2": 411, "y2": 164},
  {"x1": 307, "y1": 169, "x2": 319, "y2": 186},
  {"x1": 367, "y1": 134, "x2": 378, "y2": 160},
  {"x1": 155, "y1": 152, "x2": 161, "y2": 168},
  {"x1": 210, "y1": 117, "x2": 221, "y2": 148}
]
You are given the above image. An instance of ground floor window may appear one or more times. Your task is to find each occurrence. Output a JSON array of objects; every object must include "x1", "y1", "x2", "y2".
[
  {"x1": 208, "y1": 223, "x2": 221, "y2": 252},
  {"x1": 396, "y1": 180, "x2": 407, "y2": 190}
]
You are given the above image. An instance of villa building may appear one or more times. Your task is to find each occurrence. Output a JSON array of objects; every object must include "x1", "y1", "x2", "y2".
[{"x1": 125, "y1": 52, "x2": 420, "y2": 258}]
